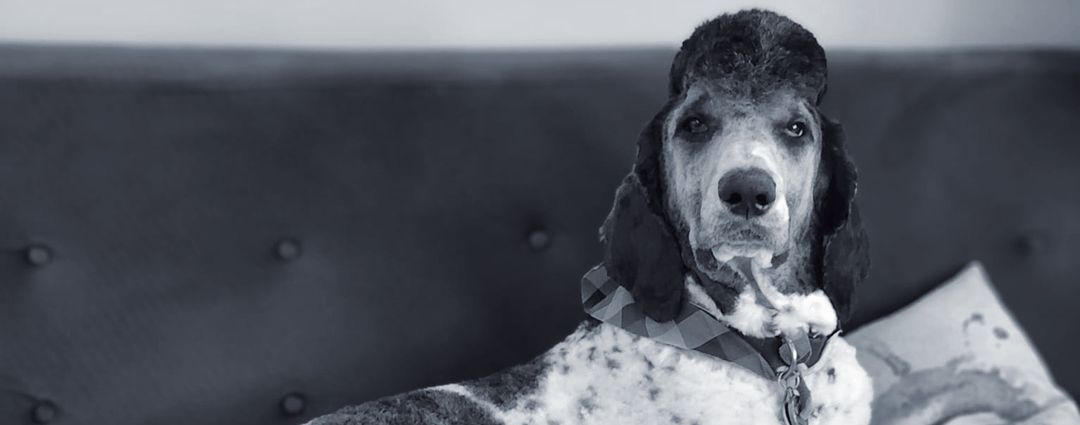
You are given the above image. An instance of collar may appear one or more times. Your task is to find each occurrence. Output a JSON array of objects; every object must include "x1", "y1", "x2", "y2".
[{"x1": 581, "y1": 264, "x2": 833, "y2": 381}]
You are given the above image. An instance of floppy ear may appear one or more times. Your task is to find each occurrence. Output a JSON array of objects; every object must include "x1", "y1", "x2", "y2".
[
  {"x1": 599, "y1": 105, "x2": 686, "y2": 323},
  {"x1": 818, "y1": 116, "x2": 871, "y2": 326},
  {"x1": 600, "y1": 174, "x2": 686, "y2": 322}
]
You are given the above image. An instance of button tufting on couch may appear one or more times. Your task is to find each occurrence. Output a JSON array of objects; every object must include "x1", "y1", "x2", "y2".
[
  {"x1": 0, "y1": 44, "x2": 1077, "y2": 425},
  {"x1": 31, "y1": 400, "x2": 56, "y2": 424},
  {"x1": 280, "y1": 392, "x2": 306, "y2": 417},
  {"x1": 25, "y1": 245, "x2": 53, "y2": 266},
  {"x1": 526, "y1": 229, "x2": 551, "y2": 251},
  {"x1": 276, "y1": 238, "x2": 302, "y2": 261}
]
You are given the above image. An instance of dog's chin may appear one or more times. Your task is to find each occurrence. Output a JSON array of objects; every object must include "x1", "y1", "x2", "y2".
[
  {"x1": 690, "y1": 224, "x2": 789, "y2": 278},
  {"x1": 693, "y1": 243, "x2": 782, "y2": 279}
]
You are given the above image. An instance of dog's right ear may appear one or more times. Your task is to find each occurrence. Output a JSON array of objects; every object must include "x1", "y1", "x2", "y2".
[
  {"x1": 600, "y1": 173, "x2": 686, "y2": 323},
  {"x1": 600, "y1": 104, "x2": 686, "y2": 323}
]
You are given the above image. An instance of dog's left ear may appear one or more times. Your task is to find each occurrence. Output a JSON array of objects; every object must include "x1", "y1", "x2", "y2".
[{"x1": 818, "y1": 116, "x2": 871, "y2": 326}]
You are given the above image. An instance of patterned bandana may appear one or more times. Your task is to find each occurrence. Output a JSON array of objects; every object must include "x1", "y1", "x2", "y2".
[{"x1": 581, "y1": 264, "x2": 833, "y2": 381}]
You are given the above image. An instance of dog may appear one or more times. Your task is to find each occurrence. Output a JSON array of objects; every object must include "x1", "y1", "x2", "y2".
[{"x1": 306, "y1": 9, "x2": 873, "y2": 425}]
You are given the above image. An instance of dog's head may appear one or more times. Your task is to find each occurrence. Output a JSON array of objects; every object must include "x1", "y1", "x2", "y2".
[{"x1": 601, "y1": 9, "x2": 869, "y2": 338}]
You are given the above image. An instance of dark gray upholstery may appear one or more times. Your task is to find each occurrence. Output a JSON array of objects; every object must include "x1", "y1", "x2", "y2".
[{"x1": 0, "y1": 44, "x2": 1077, "y2": 425}]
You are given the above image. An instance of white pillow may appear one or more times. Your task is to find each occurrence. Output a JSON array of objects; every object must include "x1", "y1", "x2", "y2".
[{"x1": 847, "y1": 261, "x2": 1080, "y2": 424}]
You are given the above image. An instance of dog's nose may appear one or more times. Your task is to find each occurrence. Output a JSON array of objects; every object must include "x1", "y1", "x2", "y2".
[{"x1": 717, "y1": 169, "x2": 776, "y2": 218}]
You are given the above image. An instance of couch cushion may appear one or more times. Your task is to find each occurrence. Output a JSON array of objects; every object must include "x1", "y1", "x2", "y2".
[{"x1": 848, "y1": 262, "x2": 1080, "y2": 424}]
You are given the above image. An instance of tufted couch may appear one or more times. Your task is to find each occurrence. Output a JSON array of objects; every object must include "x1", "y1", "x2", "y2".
[{"x1": 1, "y1": 44, "x2": 1077, "y2": 425}]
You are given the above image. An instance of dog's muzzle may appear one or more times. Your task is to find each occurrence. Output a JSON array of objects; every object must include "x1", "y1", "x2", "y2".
[{"x1": 717, "y1": 168, "x2": 776, "y2": 219}]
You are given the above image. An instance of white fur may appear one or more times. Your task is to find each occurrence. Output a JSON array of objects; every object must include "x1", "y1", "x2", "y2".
[
  {"x1": 685, "y1": 274, "x2": 725, "y2": 319},
  {"x1": 719, "y1": 283, "x2": 778, "y2": 338},
  {"x1": 686, "y1": 268, "x2": 837, "y2": 341},
  {"x1": 744, "y1": 259, "x2": 838, "y2": 338},
  {"x1": 440, "y1": 322, "x2": 872, "y2": 425}
]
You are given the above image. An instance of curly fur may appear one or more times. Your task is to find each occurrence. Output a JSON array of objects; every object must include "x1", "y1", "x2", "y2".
[{"x1": 671, "y1": 9, "x2": 829, "y2": 107}]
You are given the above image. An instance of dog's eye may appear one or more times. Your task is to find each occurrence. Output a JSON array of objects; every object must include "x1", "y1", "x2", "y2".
[
  {"x1": 680, "y1": 117, "x2": 709, "y2": 134},
  {"x1": 785, "y1": 121, "x2": 807, "y2": 138}
]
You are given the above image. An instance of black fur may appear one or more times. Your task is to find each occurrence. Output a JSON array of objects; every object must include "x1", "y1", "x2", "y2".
[
  {"x1": 818, "y1": 118, "x2": 871, "y2": 324},
  {"x1": 599, "y1": 173, "x2": 686, "y2": 322},
  {"x1": 670, "y1": 9, "x2": 828, "y2": 106},
  {"x1": 599, "y1": 9, "x2": 869, "y2": 325}
]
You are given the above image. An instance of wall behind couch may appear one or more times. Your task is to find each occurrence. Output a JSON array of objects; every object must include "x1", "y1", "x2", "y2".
[{"x1": 1, "y1": 0, "x2": 1079, "y2": 50}]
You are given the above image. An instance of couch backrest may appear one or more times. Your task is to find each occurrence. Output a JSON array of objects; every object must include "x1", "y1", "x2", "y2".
[{"x1": 1, "y1": 45, "x2": 1077, "y2": 425}]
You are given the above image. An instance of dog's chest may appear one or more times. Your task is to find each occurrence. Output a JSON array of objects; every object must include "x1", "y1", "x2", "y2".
[{"x1": 436, "y1": 322, "x2": 871, "y2": 425}]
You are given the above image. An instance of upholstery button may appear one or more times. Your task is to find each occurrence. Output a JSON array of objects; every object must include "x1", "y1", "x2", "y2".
[
  {"x1": 32, "y1": 400, "x2": 57, "y2": 423},
  {"x1": 527, "y1": 229, "x2": 550, "y2": 251},
  {"x1": 26, "y1": 245, "x2": 52, "y2": 266},
  {"x1": 1015, "y1": 234, "x2": 1045, "y2": 256},
  {"x1": 276, "y1": 238, "x2": 301, "y2": 261},
  {"x1": 280, "y1": 392, "x2": 306, "y2": 416}
]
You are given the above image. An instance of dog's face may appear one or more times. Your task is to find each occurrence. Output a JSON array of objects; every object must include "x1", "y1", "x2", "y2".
[
  {"x1": 600, "y1": 8, "x2": 870, "y2": 340},
  {"x1": 660, "y1": 83, "x2": 838, "y2": 338},
  {"x1": 662, "y1": 84, "x2": 824, "y2": 281}
]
